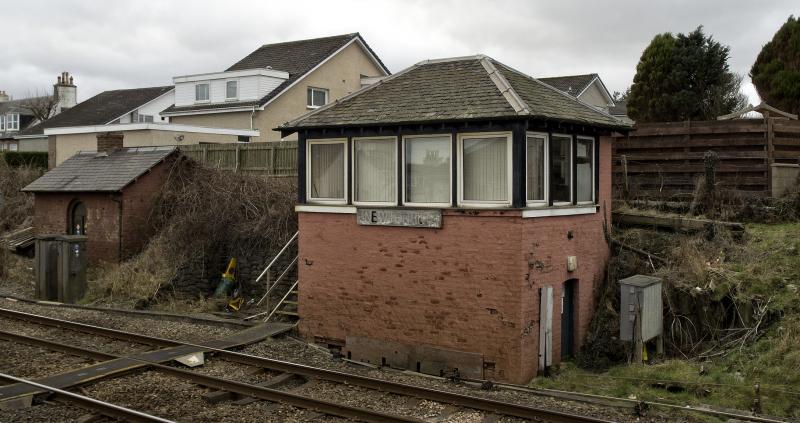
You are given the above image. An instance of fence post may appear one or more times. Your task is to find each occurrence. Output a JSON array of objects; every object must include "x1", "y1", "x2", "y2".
[
  {"x1": 201, "y1": 145, "x2": 207, "y2": 163},
  {"x1": 704, "y1": 151, "x2": 718, "y2": 217},
  {"x1": 234, "y1": 144, "x2": 240, "y2": 173},
  {"x1": 766, "y1": 117, "x2": 775, "y2": 195},
  {"x1": 273, "y1": 144, "x2": 278, "y2": 176},
  {"x1": 621, "y1": 154, "x2": 629, "y2": 200}
]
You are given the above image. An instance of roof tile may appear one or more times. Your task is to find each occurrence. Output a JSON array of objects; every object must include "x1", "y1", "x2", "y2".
[{"x1": 22, "y1": 147, "x2": 177, "y2": 192}]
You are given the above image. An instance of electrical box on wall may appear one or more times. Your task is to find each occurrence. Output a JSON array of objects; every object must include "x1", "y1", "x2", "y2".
[{"x1": 566, "y1": 256, "x2": 577, "y2": 272}]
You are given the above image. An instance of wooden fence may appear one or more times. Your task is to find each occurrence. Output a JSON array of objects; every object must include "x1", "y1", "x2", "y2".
[
  {"x1": 180, "y1": 141, "x2": 298, "y2": 177},
  {"x1": 613, "y1": 119, "x2": 800, "y2": 200}
]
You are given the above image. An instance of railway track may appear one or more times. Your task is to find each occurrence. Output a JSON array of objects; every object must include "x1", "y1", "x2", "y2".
[
  {"x1": 0, "y1": 372, "x2": 174, "y2": 423},
  {"x1": 0, "y1": 307, "x2": 613, "y2": 423}
]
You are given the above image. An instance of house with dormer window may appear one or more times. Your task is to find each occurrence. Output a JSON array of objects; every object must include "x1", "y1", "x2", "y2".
[{"x1": 163, "y1": 33, "x2": 390, "y2": 142}]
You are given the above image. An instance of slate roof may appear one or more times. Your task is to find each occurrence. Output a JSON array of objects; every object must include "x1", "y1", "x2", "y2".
[
  {"x1": 163, "y1": 33, "x2": 389, "y2": 115},
  {"x1": 609, "y1": 100, "x2": 628, "y2": 116},
  {"x1": 280, "y1": 56, "x2": 628, "y2": 131},
  {"x1": 18, "y1": 86, "x2": 174, "y2": 137},
  {"x1": 538, "y1": 73, "x2": 598, "y2": 97},
  {"x1": 0, "y1": 97, "x2": 40, "y2": 116},
  {"x1": 22, "y1": 147, "x2": 177, "y2": 192}
]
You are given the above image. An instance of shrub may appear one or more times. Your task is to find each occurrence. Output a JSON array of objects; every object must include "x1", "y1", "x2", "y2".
[{"x1": 2, "y1": 151, "x2": 48, "y2": 169}]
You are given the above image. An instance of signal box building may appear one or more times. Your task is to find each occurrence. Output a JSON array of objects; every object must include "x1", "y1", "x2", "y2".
[{"x1": 279, "y1": 55, "x2": 630, "y2": 383}]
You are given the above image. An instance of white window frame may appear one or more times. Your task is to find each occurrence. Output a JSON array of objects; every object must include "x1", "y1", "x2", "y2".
[
  {"x1": 137, "y1": 114, "x2": 154, "y2": 123},
  {"x1": 352, "y1": 136, "x2": 398, "y2": 207},
  {"x1": 576, "y1": 135, "x2": 596, "y2": 205},
  {"x1": 401, "y1": 134, "x2": 453, "y2": 208},
  {"x1": 0, "y1": 115, "x2": 5, "y2": 131},
  {"x1": 306, "y1": 138, "x2": 348, "y2": 205},
  {"x1": 307, "y1": 87, "x2": 328, "y2": 109},
  {"x1": 526, "y1": 131, "x2": 549, "y2": 207},
  {"x1": 225, "y1": 80, "x2": 238, "y2": 100},
  {"x1": 195, "y1": 83, "x2": 210, "y2": 103},
  {"x1": 457, "y1": 131, "x2": 513, "y2": 208},
  {"x1": 551, "y1": 133, "x2": 573, "y2": 206},
  {"x1": 7, "y1": 114, "x2": 19, "y2": 131}
]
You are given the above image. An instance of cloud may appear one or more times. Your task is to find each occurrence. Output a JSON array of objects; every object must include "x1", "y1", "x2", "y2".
[{"x1": 1, "y1": 0, "x2": 795, "y2": 105}]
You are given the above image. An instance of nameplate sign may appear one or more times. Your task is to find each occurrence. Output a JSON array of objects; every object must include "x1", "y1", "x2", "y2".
[{"x1": 357, "y1": 208, "x2": 442, "y2": 228}]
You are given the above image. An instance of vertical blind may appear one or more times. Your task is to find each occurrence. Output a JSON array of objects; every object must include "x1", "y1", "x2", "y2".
[
  {"x1": 462, "y1": 136, "x2": 508, "y2": 202},
  {"x1": 309, "y1": 142, "x2": 345, "y2": 200},
  {"x1": 550, "y1": 135, "x2": 572, "y2": 203},
  {"x1": 576, "y1": 138, "x2": 594, "y2": 202},
  {"x1": 355, "y1": 139, "x2": 396, "y2": 203},
  {"x1": 526, "y1": 135, "x2": 546, "y2": 202},
  {"x1": 405, "y1": 136, "x2": 451, "y2": 204}
]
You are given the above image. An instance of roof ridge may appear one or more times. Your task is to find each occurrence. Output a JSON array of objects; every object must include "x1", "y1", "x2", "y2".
[
  {"x1": 479, "y1": 57, "x2": 530, "y2": 115},
  {"x1": 413, "y1": 54, "x2": 487, "y2": 66},
  {"x1": 539, "y1": 73, "x2": 598, "y2": 80},
  {"x1": 258, "y1": 33, "x2": 358, "y2": 48},
  {"x1": 494, "y1": 61, "x2": 621, "y2": 122}
]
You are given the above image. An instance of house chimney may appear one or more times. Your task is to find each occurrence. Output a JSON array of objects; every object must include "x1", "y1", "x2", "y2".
[
  {"x1": 53, "y1": 71, "x2": 77, "y2": 115},
  {"x1": 0, "y1": 90, "x2": 9, "y2": 102},
  {"x1": 96, "y1": 132, "x2": 124, "y2": 155}
]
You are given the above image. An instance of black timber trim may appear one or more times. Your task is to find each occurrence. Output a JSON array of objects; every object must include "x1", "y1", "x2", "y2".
[
  {"x1": 594, "y1": 135, "x2": 600, "y2": 205},
  {"x1": 571, "y1": 134, "x2": 578, "y2": 206},
  {"x1": 298, "y1": 131, "x2": 307, "y2": 204},
  {"x1": 451, "y1": 127, "x2": 458, "y2": 207},
  {"x1": 346, "y1": 136, "x2": 353, "y2": 205},
  {"x1": 511, "y1": 121, "x2": 526, "y2": 208},
  {"x1": 396, "y1": 128, "x2": 403, "y2": 206},
  {"x1": 547, "y1": 130, "x2": 555, "y2": 207}
]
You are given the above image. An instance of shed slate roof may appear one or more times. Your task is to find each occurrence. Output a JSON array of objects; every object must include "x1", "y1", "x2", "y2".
[
  {"x1": 538, "y1": 73, "x2": 598, "y2": 97},
  {"x1": 18, "y1": 86, "x2": 173, "y2": 137},
  {"x1": 22, "y1": 147, "x2": 177, "y2": 192},
  {"x1": 163, "y1": 33, "x2": 389, "y2": 115},
  {"x1": 280, "y1": 56, "x2": 628, "y2": 130}
]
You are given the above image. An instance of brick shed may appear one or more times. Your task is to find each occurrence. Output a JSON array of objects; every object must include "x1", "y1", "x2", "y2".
[
  {"x1": 278, "y1": 55, "x2": 631, "y2": 384},
  {"x1": 22, "y1": 137, "x2": 179, "y2": 265}
]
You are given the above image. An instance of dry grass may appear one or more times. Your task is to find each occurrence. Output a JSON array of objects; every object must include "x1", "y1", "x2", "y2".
[
  {"x1": 83, "y1": 158, "x2": 297, "y2": 308},
  {"x1": 0, "y1": 160, "x2": 43, "y2": 232},
  {"x1": 83, "y1": 235, "x2": 179, "y2": 307}
]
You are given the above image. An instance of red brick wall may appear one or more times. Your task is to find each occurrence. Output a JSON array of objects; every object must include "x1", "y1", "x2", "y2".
[
  {"x1": 32, "y1": 157, "x2": 176, "y2": 265},
  {"x1": 119, "y1": 157, "x2": 175, "y2": 259},
  {"x1": 297, "y1": 137, "x2": 612, "y2": 384},
  {"x1": 33, "y1": 193, "x2": 121, "y2": 264}
]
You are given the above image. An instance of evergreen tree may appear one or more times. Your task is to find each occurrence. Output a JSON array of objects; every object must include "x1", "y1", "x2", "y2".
[
  {"x1": 628, "y1": 27, "x2": 748, "y2": 122},
  {"x1": 750, "y1": 16, "x2": 800, "y2": 115}
]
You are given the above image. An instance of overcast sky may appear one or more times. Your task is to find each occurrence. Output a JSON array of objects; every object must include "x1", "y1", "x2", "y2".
[{"x1": 1, "y1": 0, "x2": 796, "y2": 105}]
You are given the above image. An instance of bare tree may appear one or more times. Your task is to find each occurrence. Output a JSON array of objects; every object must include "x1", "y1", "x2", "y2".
[{"x1": 20, "y1": 89, "x2": 58, "y2": 122}]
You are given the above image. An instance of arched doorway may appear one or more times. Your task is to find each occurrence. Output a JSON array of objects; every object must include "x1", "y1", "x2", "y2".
[
  {"x1": 69, "y1": 201, "x2": 87, "y2": 235},
  {"x1": 561, "y1": 279, "x2": 577, "y2": 358}
]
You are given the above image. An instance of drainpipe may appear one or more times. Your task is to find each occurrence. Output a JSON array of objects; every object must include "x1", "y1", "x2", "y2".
[{"x1": 250, "y1": 106, "x2": 257, "y2": 131}]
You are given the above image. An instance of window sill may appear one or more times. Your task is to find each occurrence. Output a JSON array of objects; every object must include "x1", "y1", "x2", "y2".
[
  {"x1": 521, "y1": 205, "x2": 598, "y2": 218},
  {"x1": 296, "y1": 204, "x2": 356, "y2": 214},
  {"x1": 306, "y1": 105, "x2": 322, "y2": 110},
  {"x1": 295, "y1": 204, "x2": 599, "y2": 217}
]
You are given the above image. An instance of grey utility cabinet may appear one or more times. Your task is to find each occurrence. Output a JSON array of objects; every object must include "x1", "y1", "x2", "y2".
[
  {"x1": 619, "y1": 275, "x2": 662, "y2": 342},
  {"x1": 35, "y1": 235, "x2": 88, "y2": 303}
]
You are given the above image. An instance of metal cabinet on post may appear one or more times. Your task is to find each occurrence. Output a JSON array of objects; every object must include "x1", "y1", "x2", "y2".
[
  {"x1": 35, "y1": 234, "x2": 88, "y2": 303},
  {"x1": 619, "y1": 275, "x2": 663, "y2": 363}
]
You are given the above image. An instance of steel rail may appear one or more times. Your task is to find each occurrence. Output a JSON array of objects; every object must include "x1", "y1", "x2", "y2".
[
  {"x1": 0, "y1": 307, "x2": 610, "y2": 423},
  {"x1": 0, "y1": 372, "x2": 175, "y2": 423},
  {"x1": 0, "y1": 330, "x2": 421, "y2": 423}
]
